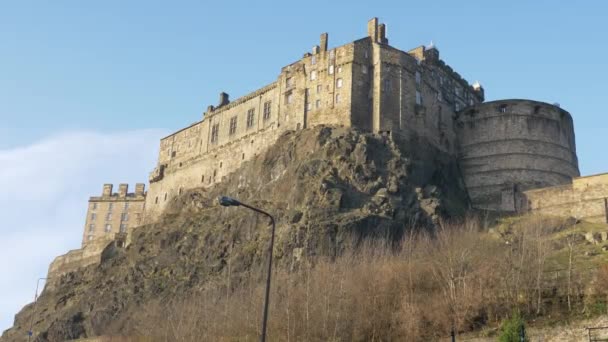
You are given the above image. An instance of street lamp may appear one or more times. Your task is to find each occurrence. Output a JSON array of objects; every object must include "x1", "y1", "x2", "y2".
[
  {"x1": 218, "y1": 196, "x2": 276, "y2": 342},
  {"x1": 27, "y1": 277, "x2": 48, "y2": 342}
]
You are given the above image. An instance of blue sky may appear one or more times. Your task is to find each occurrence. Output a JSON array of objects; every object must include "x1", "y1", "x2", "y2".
[{"x1": 1, "y1": 0, "x2": 607, "y2": 333}]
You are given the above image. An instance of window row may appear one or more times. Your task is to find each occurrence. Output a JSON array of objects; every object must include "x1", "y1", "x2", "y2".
[
  {"x1": 90, "y1": 213, "x2": 130, "y2": 221},
  {"x1": 87, "y1": 223, "x2": 127, "y2": 234},
  {"x1": 90, "y1": 202, "x2": 133, "y2": 211},
  {"x1": 210, "y1": 101, "x2": 273, "y2": 144}
]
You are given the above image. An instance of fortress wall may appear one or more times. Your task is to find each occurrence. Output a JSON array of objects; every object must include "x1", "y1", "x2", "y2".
[
  {"x1": 286, "y1": 41, "x2": 355, "y2": 129},
  {"x1": 456, "y1": 100, "x2": 580, "y2": 210},
  {"x1": 523, "y1": 173, "x2": 608, "y2": 223},
  {"x1": 144, "y1": 125, "x2": 284, "y2": 222},
  {"x1": 350, "y1": 39, "x2": 374, "y2": 131},
  {"x1": 48, "y1": 238, "x2": 112, "y2": 280}
]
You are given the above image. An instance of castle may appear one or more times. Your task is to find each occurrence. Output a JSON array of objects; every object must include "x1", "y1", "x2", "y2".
[{"x1": 48, "y1": 18, "x2": 608, "y2": 278}]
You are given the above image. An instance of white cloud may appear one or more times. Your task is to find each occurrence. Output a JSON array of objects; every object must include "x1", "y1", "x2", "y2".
[{"x1": 0, "y1": 129, "x2": 166, "y2": 333}]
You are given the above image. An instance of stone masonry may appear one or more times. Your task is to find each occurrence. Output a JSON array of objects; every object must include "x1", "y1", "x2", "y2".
[
  {"x1": 143, "y1": 18, "x2": 486, "y2": 222},
  {"x1": 521, "y1": 173, "x2": 608, "y2": 223}
]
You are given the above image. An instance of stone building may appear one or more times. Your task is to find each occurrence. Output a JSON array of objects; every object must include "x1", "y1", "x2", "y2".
[
  {"x1": 49, "y1": 183, "x2": 147, "y2": 279},
  {"x1": 82, "y1": 183, "x2": 146, "y2": 246},
  {"x1": 144, "y1": 18, "x2": 486, "y2": 222}
]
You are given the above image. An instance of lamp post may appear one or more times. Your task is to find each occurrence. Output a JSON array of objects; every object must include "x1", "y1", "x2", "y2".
[
  {"x1": 27, "y1": 277, "x2": 47, "y2": 342},
  {"x1": 218, "y1": 196, "x2": 275, "y2": 342}
]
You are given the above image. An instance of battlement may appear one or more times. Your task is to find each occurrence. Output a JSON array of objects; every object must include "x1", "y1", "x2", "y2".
[{"x1": 91, "y1": 183, "x2": 146, "y2": 201}]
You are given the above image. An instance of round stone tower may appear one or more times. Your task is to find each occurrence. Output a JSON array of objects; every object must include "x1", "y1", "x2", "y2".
[{"x1": 455, "y1": 99, "x2": 579, "y2": 211}]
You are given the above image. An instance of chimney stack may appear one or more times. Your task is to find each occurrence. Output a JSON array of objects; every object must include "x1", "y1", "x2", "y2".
[
  {"x1": 135, "y1": 183, "x2": 146, "y2": 196},
  {"x1": 320, "y1": 33, "x2": 328, "y2": 52},
  {"x1": 102, "y1": 184, "x2": 113, "y2": 197},
  {"x1": 218, "y1": 92, "x2": 230, "y2": 107},
  {"x1": 378, "y1": 23, "x2": 388, "y2": 44},
  {"x1": 118, "y1": 184, "x2": 128, "y2": 198},
  {"x1": 367, "y1": 17, "x2": 379, "y2": 42}
]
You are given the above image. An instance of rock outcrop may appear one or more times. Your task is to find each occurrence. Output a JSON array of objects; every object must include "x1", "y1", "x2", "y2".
[{"x1": 2, "y1": 126, "x2": 469, "y2": 341}]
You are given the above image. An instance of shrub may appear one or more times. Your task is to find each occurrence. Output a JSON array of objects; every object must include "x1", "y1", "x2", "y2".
[{"x1": 498, "y1": 311, "x2": 528, "y2": 342}]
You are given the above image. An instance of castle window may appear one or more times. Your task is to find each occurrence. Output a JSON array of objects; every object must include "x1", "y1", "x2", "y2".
[
  {"x1": 316, "y1": 99, "x2": 321, "y2": 109},
  {"x1": 328, "y1": 65, "x2": 334, "y2": 74},
  {"x1": 415, "y1": 71, "x2": 421, "y2": 85},
  {"x1": 286, "y1": 77, "x2": 293, "y2": 87},
  {"x1": 220, "y1": 161, "x2": 223, "y2": 168},
  {"x1": 247, "y1": 108, "x2": 255, "y2": 128},
  {"x1": 337, "y1": 66, "x2": 342, "y2": 73},
  {"x1": 499, "y1": 104, "x2": 507, "y2": 113},
  {"x1": 263, "y1": 101, "x2": 272, "y2": 121},
  {"x1": 285, "y1": 92, "x2": 293, "y2": 104},
  {"x1": 120, "y1": 224, "x2": 127, "y2": 233},
  {"x1": 310, "y1": 70, "x2": 317, "y2": 80},
  {"x1": 229, "y1": 116, "x2": 237, "y2": 135},
  {"x1": 416, "y1": 91, "x2": 422, "y2": 105},
  {"x1": 211, "y1": 123, "x2": 219, "y2": 143},
  {"x1": 362, "y1": 65, "x2": 368, "y2": 74},
  {"x1": 336, "y1": 94, "x2": 341, "y2": 103},
  {"x1": 455, "y1": 102, "x2": 462, "y2": 111},
  {"x1": 306, "y1": 102, "x2": 312, "y2": 111},
  {"x1": 121, "y1": 213, "x2": 128, "y2": 221},
  {"x1": 155, "y1": 196, "x2": 158, "y2": 204},
  {"x1": 108, "y1": 203, "x2": 113, "y2": 210},
  {"x1": 91, "y1": 203, "x2": 97, "y2": 210},
  {"x1": 124, "y1": 202, "x2": 129, "y2": 210},
  {"x1": 242, "y1": 153, "x2": 245, "y2": 160},
  {"x1": 336, "y1": 78, "x2": 343, "y2": 88},
  {"x1": 179, "y1": 188, "x2": 183, "y2": 195},
  {"x1": 106, "y1": 213, "x2": 112, "y2": 221},
  {"x1": 311, "y1": 56, "x2": 316, "y2": 65},
  {"x1": 297, "y1": 123, "x2": 301, "y2": 130},
  {"x1": 316, "y1": 85, "x2": 322, "y2": 93},
  {"x1": 91, "y1": 213, "x2": 97, "y2": 220},
  {"x1": 384, "y1": 79, "x2": 391, "y2": 91},
  {"x1": 171, "y1": 151, "x2": 177, "y2": 158},
  {"x1": 164, "y1": 193, "x2": 167, "y2": 201},
  {"x1": 534, "y1": 105, "x2": 541, "y2": 114},
  {"x1": 201, "y1": 175, "x2": 205, "y2": 183},
  {"x1": 88, "y1": 235, "x2": 94, "y2": 241},
  {"x1": 89, "y1": 224, "x2": 95, "y2": 232},
  {"x1": 105, "y1": 224, "x2": 112, "y2": 233},
  {"x1": 364, "y1": 50, "x2": 369, "y2": 59}
]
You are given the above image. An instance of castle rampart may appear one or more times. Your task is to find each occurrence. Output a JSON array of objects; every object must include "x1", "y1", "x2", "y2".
[
  {"x1": 521, "y1": 173, "x2": 608, "y2": 223},
  {"x1": 456, "y1": 100, "x2": 579, "y2": 211}
]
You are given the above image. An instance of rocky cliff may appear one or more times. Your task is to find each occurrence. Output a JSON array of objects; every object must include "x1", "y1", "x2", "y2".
[{"x1": 2, "y1": 126, "x2": 469, "y2": 341}]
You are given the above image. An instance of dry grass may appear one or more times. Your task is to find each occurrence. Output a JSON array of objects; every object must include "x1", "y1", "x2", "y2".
[{"x1": 111, "y1": 215, "x2": 608, "y2": 341}]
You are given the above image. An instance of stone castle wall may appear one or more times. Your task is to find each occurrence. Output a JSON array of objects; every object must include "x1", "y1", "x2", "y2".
[
  {"x1": 456, "y1": 99, "x2": 580, "y2": 211},
  {"x1": 143, "y1": 18, "x2": 484, "y2": 222},
  {"x1": 522, "y1": 173, "x2": 608, "y2": 223}
]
